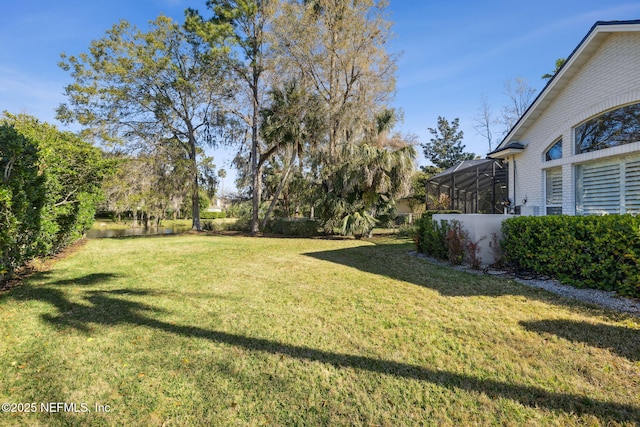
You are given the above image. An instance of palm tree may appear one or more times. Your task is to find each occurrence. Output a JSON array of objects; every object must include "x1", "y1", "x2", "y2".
[
  {"x1": 318, "y1": 109, "x2": 416, "y2": 238},
  {"x1": 259, "y1": 80, "x2": 326, "y2": 229}
]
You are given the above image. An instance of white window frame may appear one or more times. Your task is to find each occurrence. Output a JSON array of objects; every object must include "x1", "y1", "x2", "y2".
[
  {"x1": 575, "y1": 154, "x2": 640, "y2": 215},
  {"x1": 544, "y1": 138, "x2": 563, "y2": 162},
  {"x1": 545, "y1": 167, "x2": 563, "y2": 215}
]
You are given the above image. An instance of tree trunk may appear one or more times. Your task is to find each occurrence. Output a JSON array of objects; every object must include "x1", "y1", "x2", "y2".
[
  {"x1": 189, "y1": 132, "x2": 201, "y2": 232},
  {"x1": 250, "y1": 144, "x2": 260, "y2": 234},
  {"x1": 191, "y1": 179, "x2": 201, "y2": 231},
  {"x1": 250, "y1": 69, "x2": 261, "y2": 235},
  {"x1": 261, "y1": 150, "x2": 296, "y2": 230}
]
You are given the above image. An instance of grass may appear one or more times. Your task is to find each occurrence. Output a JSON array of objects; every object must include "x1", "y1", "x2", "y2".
[{"x1": 0, "y1": 235, "x2": 639, "y2": 426}]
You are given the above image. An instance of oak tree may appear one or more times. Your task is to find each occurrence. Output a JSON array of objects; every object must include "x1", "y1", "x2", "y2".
[{"x1": 57, "y1": 16, "x2": 230, "y2": 230}]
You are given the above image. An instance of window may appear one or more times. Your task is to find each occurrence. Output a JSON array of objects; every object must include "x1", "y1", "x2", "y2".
[
  {"x1": 545, "y1": 168, "x2": 562, "y2": 215},
  {"x1": 626, "y1": 159, "x2": 640, "y2": 214},
  {"x1": 545, "y1": 139, "x2": 562, "y2": 161},
  {"x1": 575, "y1": 102, "x2": 640, "y2": 154},
  {"x1": 576, "y1": 155, "x2": 640, "y2": 215}
]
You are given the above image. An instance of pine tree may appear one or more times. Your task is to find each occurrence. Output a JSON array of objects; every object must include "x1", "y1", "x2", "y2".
[{"x1": 422, "y1": 116, "x2": 475, "y2": 170}]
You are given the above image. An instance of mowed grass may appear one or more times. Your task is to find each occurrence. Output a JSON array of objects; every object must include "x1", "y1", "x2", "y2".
[{"x1": 0, "y1": 235, "x2": 639, "y2": 426}]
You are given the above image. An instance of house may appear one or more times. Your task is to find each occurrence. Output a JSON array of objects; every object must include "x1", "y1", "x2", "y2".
[
  {"x1": 204, "y1": 196, "x2": 229, "y2": 213},
  {"x1": 489, "y1": 20, "x2": 640, "y2": 216}
]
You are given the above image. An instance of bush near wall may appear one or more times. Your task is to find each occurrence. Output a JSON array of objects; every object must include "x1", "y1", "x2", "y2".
[
  {"x1": 414, "y1": 211, "x2": 461, "y2": 259},
  {"x1": 502, "y1": 215, "x2": 640, "y2": 297}
]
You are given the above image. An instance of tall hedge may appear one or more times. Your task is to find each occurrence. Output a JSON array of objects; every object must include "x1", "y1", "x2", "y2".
[
  {"x1": 1, "y1": 113, "x2": 110, "y2": 282},
  {"x1": 0, "y1": 125, "x2": 46, "y2": 280},
  {"x1": 502, "y1": 215, "x2": 640, "y2": 297}
]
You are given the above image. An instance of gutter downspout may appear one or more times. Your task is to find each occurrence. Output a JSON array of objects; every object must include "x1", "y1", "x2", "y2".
[
  {"x1": 513, "y1": 156, "x2": 517, "y2": 214},
  {"x1": 492, "y1": 161, "x2": 496, "y2": 213}
]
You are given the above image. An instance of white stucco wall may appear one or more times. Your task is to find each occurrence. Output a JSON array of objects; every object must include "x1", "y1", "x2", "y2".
[
  {"x1": 433, "y1": 214, "x2": 514, "y2": 266},
  {"x1": 508, "y1": 32, "x2": 640, "y2": 215}
]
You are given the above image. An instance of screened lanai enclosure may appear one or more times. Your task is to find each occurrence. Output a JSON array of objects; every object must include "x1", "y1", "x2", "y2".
[{"x1": 426, "y1": 159, "x2": 508, "y2": 213}]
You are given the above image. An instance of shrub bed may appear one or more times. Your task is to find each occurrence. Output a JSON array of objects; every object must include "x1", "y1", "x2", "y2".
[
  {"x1": 265, "y1": 218, "x2": 321, "y2": 237},
  {"x1": 414, "y1": 211, "x2": 461, "y2": 259},
  {"x1": 502, "y1": 215, "x2": 640, "y2": 297},
  {"x1": 200, "y1": 211, "x2": 227, "y2": 220}
]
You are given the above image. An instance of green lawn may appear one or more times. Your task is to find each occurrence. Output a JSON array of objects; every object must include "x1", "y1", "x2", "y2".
[{"x1": 1, "y1": 235, "x2": 638, "y2": 426}]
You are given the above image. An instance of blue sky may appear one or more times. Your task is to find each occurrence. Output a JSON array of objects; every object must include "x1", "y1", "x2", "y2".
[{"x1": 2, "y1": 0, "x2": 640, "y2": 186}]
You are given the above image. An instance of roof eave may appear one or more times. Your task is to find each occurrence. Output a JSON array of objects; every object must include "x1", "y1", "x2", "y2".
[
  {"x1": 494, "y1": 20, "x2": 640, "y2": 150},
  {"x1": 487, "y1": 147, "x2": 524, "y2": 159}
]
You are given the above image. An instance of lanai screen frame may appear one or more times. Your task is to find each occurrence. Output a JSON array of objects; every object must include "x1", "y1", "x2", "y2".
[{"x1": 425, "y1": 159, "x2": 508, "y2": 213}]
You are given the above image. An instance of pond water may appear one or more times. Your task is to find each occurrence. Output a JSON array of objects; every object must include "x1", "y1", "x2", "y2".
[{"x1": 86, "y1": 225, "x2": 193, "y2": 239}]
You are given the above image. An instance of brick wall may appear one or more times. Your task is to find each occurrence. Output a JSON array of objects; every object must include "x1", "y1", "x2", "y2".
[{"x1": 510, "y1": 32, "x2": 640, "y2": 215}]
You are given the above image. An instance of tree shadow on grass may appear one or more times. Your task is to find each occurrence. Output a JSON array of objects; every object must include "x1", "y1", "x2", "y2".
[
  {"x1": 304, "y1": 242, "x2": 560, "y2": 300},
  {"x1": 520, "y1": 319, "x2": 640, "y2": 362},
  {"x1": 302, "y1": 241, "x2": 637, "y2": 320},
  {"x1": 5, "y1": 276, "x2": 639, "y2": 424},
  {"x1": 45, "y1": 272, "x2": 123, "y2": 287},
  {"x1": 0, "y1": 272, "x2": 122, "y2": 303}
]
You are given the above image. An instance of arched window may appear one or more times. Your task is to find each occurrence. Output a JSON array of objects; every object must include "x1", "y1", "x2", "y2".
[
  {"x1": 545, "y1": 139, "x2": 562, "y2": 161},
  {"x1": 575, "y1": 102, "x2": 640, "y2": 154}
]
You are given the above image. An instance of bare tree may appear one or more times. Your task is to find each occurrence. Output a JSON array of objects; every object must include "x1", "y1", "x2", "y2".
[
  {"x1": 473, "y1": 93, "x2": 495, "y2": 153},
  {"x1": 499, "y1": 76, "x2": 537, "y2": 136},
  {"x1": 273, "y1": 0, "x2": 398, "y2": 164}
]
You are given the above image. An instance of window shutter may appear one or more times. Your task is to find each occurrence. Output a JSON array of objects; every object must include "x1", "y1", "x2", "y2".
[
  {"x1": 580, "y1": 163, "x2": 621, "y2": 214},
  {"x1": 626, "y1": 160, "x2": 640, "y2": 214},
  {"x1": 546, "y1": 169, "x2": 563, "y2": 205}
]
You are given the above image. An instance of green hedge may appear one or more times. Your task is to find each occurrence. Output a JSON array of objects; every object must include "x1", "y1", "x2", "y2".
[
  {"x1": 0, "y1": 125, "x2": 45, "y2": 280},
  {"x1": 1, "y1": 114, "x2": 109, "y2": 282},
  {"x1": 414, "y1": 210, "x2": 461, "y2": 259},
  {"x1": 265, "y1": 218, "x2": 321, "y2": 237},
  {"x1": 502, "y1": 215, "x2": 640, "y2": 297},
  {"x1": 200, "y1": 211, "x2": 227, "y2": 220}
]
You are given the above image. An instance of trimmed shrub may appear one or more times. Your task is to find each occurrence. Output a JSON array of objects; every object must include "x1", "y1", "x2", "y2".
[
  {"x1": 202, "y1": 220, "x2": 227, "y2": 232},
  {"x1": 0, "y1": 125, "x2": 46, "y2": 280},
  {"x1": 265, "y1": 218, "x2": 321, "y2": 237},
  {"x1": 200, "y1": 211, "x2": 227, "y2": 220},
  {"x1": 502, "y1": 215, "x2": 640, "y2": 297},
  {"x1": 414, "y1": 210, "x2": 461, "y2": 259},
  {"x1": 397, "y1": 224, "x2": 418, "y2": 238},
  {"x1": 1, "y1": 114, "x2": 109, "y2": 283}
]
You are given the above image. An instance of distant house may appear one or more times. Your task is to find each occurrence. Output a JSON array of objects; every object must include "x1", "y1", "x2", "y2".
[
  {"x1": 205, "y1": 197, "x2": 230, "y2": 213},
  {"x1": 489, "y1": 20, "x2": 640, "y2": 216}
]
